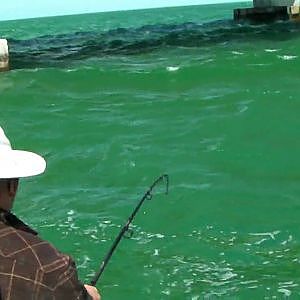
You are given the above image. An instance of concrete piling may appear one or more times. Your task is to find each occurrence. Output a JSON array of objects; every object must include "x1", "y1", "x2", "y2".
[
  {"x1": 234, "y1": 0, "x2": 300, "y2": 22},
  {"x1": 0, "y1": 39, "x2": 9, "y2": 72}
]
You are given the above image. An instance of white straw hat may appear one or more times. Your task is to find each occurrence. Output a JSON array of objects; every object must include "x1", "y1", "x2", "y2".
[{"x1": 0, "y1": 127, "x2": 46, "y2": 178}]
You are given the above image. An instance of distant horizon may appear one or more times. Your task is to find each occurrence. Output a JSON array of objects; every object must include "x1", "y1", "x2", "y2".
[{"x1": 0, "y1": 0, "x2": 247, "y2": 22}]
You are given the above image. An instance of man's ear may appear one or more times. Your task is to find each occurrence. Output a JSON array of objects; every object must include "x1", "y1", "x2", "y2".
[{"x1": 8, "y1": 179, "x2": 19, "y2": 198}]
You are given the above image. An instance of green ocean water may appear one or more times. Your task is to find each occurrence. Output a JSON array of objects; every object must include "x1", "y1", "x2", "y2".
[{"x1": 2, "y1": 1, "x2": 300, "y2": 298}]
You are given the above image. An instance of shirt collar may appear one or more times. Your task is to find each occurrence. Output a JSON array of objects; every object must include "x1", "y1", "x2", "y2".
[{"x1": 0, "y1": 209, "x2": 38, "y2": 236}]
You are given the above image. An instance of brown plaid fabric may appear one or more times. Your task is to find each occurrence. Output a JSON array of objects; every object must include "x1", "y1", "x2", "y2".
[{"x1": 0, "y1": 210, "x2": 91, "y2": 300}]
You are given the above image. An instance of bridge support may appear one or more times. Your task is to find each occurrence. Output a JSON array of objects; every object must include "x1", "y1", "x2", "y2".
[
  {"x1": 234, "y1": 0, "x2": 300, "y2": 22},
  {"x1": 0, "y1": 39, "x2": 9, "y2": 72}
]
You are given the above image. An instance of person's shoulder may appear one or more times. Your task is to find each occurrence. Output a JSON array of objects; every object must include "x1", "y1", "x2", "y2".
[
  {"x1": 0, "y1": 223, "x2": 69, "y2": 270},
  {"x1": 0, "y1": 224, "x2": 89, "y2": 299}
]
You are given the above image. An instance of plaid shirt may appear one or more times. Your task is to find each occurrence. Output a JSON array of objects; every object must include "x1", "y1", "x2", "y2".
[{"x1": 0, "y1": 209, "x2": 91, "y2": 300}]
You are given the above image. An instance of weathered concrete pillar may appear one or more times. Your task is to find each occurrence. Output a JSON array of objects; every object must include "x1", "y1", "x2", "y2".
[{"x1": 0, "y1": 39, "x2": 9, "y2": 72}]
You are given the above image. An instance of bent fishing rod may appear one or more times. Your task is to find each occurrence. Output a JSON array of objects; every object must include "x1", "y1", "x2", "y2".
[{"x1": 90, "y1": 174, "x2": 169, "y2": 286}]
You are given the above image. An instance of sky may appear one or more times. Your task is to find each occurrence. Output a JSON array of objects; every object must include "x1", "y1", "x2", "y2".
[{"x1": 0, "y1": 0, "x2": 245, "y2": 21}]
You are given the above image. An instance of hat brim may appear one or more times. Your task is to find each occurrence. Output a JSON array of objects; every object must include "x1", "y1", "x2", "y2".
[{"x1": 0, "y1": 150, "x2": 46, "y2": 179}]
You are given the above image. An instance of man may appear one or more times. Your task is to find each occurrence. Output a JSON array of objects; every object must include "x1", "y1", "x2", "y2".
[{"x1": 0, "y1": 127, "x2": 100, "y2": 300}]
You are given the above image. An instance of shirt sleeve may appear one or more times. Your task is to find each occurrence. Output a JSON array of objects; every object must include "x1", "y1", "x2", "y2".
[{"x1": 44, "y1": 255, "x2": 92, "y2": 300}]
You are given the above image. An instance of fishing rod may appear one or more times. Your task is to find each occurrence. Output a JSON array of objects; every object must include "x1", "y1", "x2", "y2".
[{"x1": 90, "y1": 174, "x2": 169, "y2": 286}]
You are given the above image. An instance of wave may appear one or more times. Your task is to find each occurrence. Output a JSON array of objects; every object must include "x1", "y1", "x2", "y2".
[{"x1": 8, "y1": 20, "x2": 300, "y2": 69}]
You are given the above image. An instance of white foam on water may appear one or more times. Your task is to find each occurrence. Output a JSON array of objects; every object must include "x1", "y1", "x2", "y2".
[
  {"x1": 278, "y1": 55, "x2": 298, "y2": 60},
  {"x1": 166, "y1": 66, "x2": 180, "y2": 72},
  {"x1": 231, "y1": 51, "x2": 244, "y2": 55},
  {"x1": 265, "y1": 49, "x2": 280, "y2": 53},
  {"x1": 278, "y1": 288, "x2": 292, "y2": 297}
]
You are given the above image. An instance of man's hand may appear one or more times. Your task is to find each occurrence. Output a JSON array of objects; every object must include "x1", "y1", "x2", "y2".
[{"x1": 84, "y1": 284, "x2": 101, "y2": 300}]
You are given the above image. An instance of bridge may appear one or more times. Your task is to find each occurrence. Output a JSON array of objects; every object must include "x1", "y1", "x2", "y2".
[{"x1": 1, "y1": 1, "x2": 300, "y2": 72}]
